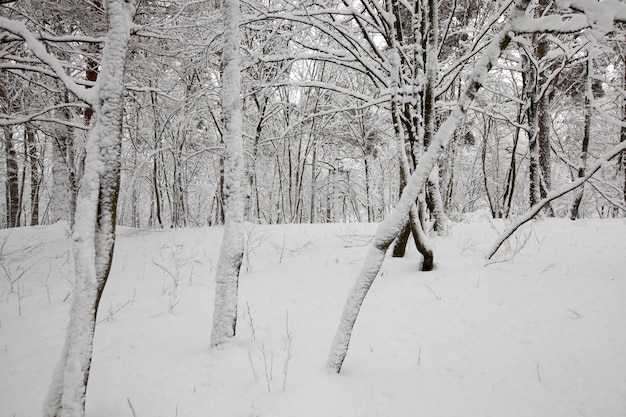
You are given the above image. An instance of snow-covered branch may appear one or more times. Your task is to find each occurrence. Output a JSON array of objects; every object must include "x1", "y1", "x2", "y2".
[
  {"x1": 487, "y1": 139, "x2": 626, "y2": 260},
  {"x1": 515, "y1": 0, "x2": 626, "y2": 33},
  {"x1": 0, "y1": 102, "x2": 89, "y2": 128},
  {"x1": 0, "y1": 17, "x2": 96, "y2": 104}
]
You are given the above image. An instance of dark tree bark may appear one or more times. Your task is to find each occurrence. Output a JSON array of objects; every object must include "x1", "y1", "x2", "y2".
[
  {"x1": 622, "y1": 52, "x2": 626, "y2": 213},
  {"x1": 25, "y1": 126, "x2": 42, "y2": 225},
  {"x1": 570, "y1": 52, "x2": 592, "y2": 219},
  {"x1": 534, "y1": 0, "x2": 554, "y2": 215},
  {"x1": 4, "y1": 127, "x2": 20, "y2": 227}
]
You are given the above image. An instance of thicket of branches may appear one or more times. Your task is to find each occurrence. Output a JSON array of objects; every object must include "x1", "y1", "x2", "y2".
[{"x1": 2, "y1": 0, "x2": 625, "y2": 230}]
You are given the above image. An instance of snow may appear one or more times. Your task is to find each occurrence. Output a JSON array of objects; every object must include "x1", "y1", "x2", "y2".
[{"x1": 1, "y1": 218, "x2": 625, "y2": 417}]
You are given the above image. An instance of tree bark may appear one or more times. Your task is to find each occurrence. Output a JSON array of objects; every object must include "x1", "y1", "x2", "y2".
[
  {"x1": 533, "y1": 0, "x2": 554, "y2": 215},
  {"x1": 621, "y1": 52, "x2": 626, "y2": 213},
  {"x1": 570, "y1": 52, "x2": 592, "y2": 219},
  {"x1": 211, "y1": 0, "x2": 244, "y2": 346},
  {"x1": 43, "y1": 2, "x2": 134, "y2": 415},
  {"x1": 25, "y1": 126, "x2": 41, "y2": 226},
  {"x1": 4, "y1": 127, "x2": 20, "y2": 227}
]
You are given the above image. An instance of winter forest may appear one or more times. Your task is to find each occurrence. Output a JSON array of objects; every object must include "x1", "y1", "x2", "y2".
[{"x1": 1, "y1": 1, "x2": 626, "y2": 416}]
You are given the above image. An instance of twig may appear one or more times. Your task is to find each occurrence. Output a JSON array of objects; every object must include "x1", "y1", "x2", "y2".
[
  {"x1": 127, "y1": 398, "x2": 137, "y2": 417},
  {"x1": 282, "y1": 310, "x2": 293, "y2": 392},
  {"x1": 536, "y1": 362, "x2": 542, "y2": 382},
  {"x1": 419, "y1": 282, "x2": 441, "y2": 301}
]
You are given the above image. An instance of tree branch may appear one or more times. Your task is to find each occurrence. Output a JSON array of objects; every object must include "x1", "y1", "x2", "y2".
[
  {"x1": 0, "y1": 17, "x2": 95, "y2": 104},
  {"x1": 487, "y1": 139, "x2": 626, "y2": 259}
]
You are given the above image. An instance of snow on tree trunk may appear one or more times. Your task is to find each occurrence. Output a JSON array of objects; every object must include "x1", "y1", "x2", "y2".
[
  {"x1": 210, "y1": 0, "x2": 244, "y2": 346},
  {"x1": 423, "y1": 0, "x2": 447, "y2": 235},
  {"x1": 326, "y1": 0, "x2": 532, "y2": 374},
  {"x1": 43, "y1": 1, "x2": 134, "y2": 416},
  {"x1": 388, "y1": 34, "x2": 434, "y2": 268},
  {"x1": 525, "y1": 50, "x2": 542, "y2": 209},
  {"x1": 49, "y1": 130, "x2": 72, "y2": 225},
  {"x1": 427, "y1": 168, "x2": 448, "y2": 235}
]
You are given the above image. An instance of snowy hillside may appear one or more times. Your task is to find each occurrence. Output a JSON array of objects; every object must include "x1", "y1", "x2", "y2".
[{"x1": 1, "y1": 218, "x2": 625, "y2": 417}]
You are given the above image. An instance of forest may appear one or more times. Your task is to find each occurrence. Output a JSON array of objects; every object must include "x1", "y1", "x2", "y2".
[
  {"x1": 1, "y1": 1, "x2": 626, "y2": 417},
  {"x1": 2, "y1": 0, "x2": 625, "y2": 230}
]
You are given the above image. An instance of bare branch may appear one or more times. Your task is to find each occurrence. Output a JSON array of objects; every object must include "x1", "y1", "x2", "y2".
[{"x1": 487, "y1": 139, "x2": 626, "y2": 259}]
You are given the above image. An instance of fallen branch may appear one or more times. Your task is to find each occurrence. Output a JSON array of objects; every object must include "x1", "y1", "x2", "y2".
[{"x1": 487, "y1": 139, "x2": 626, "y2": 259}]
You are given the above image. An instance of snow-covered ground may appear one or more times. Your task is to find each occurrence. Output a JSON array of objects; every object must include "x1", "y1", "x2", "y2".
[{"x1": 1, "y1": 217, "x2": 625, "y2": 417}]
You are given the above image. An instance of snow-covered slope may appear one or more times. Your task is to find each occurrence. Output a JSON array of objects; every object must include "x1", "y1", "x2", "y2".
[{"x1": 1, "y1": 218, "x2": 625, "y2": 417}]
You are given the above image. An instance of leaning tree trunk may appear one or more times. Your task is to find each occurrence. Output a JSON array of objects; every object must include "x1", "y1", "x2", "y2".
[
  {"x1": 210, "y1": 0, "x2": 244, "y2": 346},
  {"x1": 327, "y1": 0, "x2": 531, "y2": 374},
  {"x1": 43, "y1": 2, "x2": 134, "y2": 416}
]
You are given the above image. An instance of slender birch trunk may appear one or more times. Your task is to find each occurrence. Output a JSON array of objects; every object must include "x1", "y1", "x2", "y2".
[{"x1": 211, "y1": 0, "x2": 244, "y2": 346}]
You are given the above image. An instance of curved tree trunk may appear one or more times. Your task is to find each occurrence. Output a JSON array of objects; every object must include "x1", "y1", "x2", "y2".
[{"x1": 43, "y1": 2, "x2": 134, "y2": 415}]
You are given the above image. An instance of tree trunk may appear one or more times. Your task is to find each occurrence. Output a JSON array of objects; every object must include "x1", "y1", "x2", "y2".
[
  {"x1": 25, "y1": 126, "x2": 41, "y2": 225},
  {"x1": 211, "y1": 0, "x2": 244, "y2": 346},
  {"x1": 502, "y1": 102, "x2": 523, "y2": 218},
  {"x1": 327, "y1": 0, "x2": 530, "y2": 373},
  {"x1": 389, "y1": 32, "x2": 434, "y2": 267},
  {"x1": 422, "y1": 0, "x2": 447, "y2": 234},
  {"x1": 622, "y1": 53, "x2": 626, "y2": 213},
  {"x1": 525, "y1": 50, "x2": 542, "y2": 209},
  {"x1": 4, "y1": 127, "x2": 20, "y2": 227},
  {"x1": 570, "y1": 52, "x2": 592, "y2": 219},
  {"x1": 43, "y1": 2, "x2": 134, "y2": 415},
  {"x1": 364, "y1": 153, "x2": 372, "y2": 222},
  {"x1": 534, "y1": 0, "x2": 554, "y2": 215},
  {"x1": 310, "y1": 142, "x2": 317, "y2": 223}
]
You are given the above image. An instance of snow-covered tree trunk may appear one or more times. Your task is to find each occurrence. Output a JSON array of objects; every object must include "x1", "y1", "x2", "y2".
[
  {"x1": 525, "y1": 50, "x2": 542, "y2": 209},
  {"x1": 43, "y1": 1, "x2": 134, "y2": 416},
  {"x1": 423, "y1": 0, "x2": 447, "y2": 235},
  {"x1": 326, "y1": 0, "x2": 532, "y2": 374},
  {"x1": 210, "y1": 0, "x2": 244, "y2": 346},
  {"x1": 49, "y1": 128, "x2": 72, "y2": 225}
]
